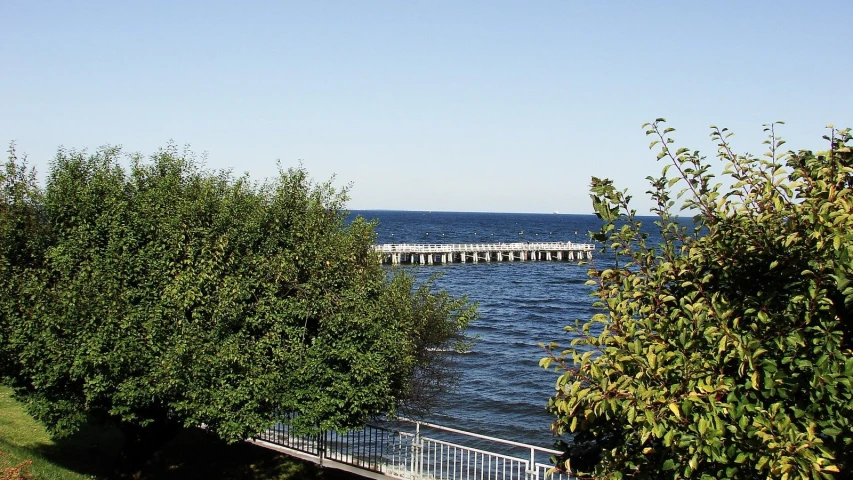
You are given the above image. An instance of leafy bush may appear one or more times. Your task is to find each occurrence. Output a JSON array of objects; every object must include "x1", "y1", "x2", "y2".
[
  {"x1": 0, "y1": 143, "x2": 475, "y2": 463},
  {"x1": 543, "y1": 121, "x2": 852, "y2": 479}
]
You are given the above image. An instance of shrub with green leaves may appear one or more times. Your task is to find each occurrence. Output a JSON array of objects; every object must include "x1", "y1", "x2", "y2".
[
  {"x1": 0, "y1": 143, "x2": 475, "y2": 463},
  {"x1": 542, "y1": 121, "x2": 852, "y2": 479}
]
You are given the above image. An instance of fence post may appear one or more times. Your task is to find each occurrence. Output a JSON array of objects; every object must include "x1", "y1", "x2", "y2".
[
  {"x1": 528, "y1": 447, "x2": 537, "y2": 480},
  {"x1": 409, "y1": 422, "x2": 421, "y2": 480}
]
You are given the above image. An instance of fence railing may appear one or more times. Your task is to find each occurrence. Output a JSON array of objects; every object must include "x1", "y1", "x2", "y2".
[{"x1": 251, "y1": 417, "x2": 572, "y2": 480}]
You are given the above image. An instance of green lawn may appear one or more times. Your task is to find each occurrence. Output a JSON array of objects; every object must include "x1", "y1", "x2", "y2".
[{"x1": 0, "y1": 387, "x2": 363, "y2": 480}]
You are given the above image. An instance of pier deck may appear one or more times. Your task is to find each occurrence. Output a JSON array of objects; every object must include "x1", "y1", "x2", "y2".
[{"x1": 375, "y1": 241, "x2": 594, "y2": 265}]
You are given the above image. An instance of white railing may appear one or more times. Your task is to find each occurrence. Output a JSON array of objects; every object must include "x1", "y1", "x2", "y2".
[
  {"x1": 251, "y1": 417, "x2": 573, "y2": 480},
  {"x1": 374, "y1": 242, "x2": 595, "y2": 254}
]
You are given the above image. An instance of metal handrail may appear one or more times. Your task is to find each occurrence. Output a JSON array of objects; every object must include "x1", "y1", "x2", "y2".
[
  {"x1": 251, "y1": 416, "x2": 572, "y2": 480},
  {"x1": 396, "y1": 417, "x2": 561, "y2": 455}
]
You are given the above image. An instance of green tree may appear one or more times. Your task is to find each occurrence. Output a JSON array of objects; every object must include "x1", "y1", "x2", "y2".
[
  {"x1": 0, "y1": 143, "x2": 475, "y2": 466},
  {"x1": 0, "y1": 144, "x2": 46, "y2": 386},
  {"x1": 542, "y1": 121, "x2": 852, "y2": 479}
]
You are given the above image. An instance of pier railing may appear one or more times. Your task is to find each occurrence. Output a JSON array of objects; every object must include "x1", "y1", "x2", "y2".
[
  {"x1": 374, "y1": 242, "x2": 595, "y2": 254},
  {"x1": 374, "y1": 242, "x2": 595, "y2": 265},
  {"x1": 250, "y1": 417, "x2": 572, "y2": 480}
]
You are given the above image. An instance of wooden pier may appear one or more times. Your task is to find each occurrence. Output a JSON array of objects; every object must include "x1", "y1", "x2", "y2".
[{"x1": 375, "y1": 242, "x2": 594, "y2": 265}]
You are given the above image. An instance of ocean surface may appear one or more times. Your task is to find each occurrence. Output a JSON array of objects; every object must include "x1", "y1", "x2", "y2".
[{"x1": 349, "y1": 210, "x2": 666, "y2": 450}]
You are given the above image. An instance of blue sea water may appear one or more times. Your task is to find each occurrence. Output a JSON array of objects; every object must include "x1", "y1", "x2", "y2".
[{"x1": 349, "y1": 210, "x2": 666, "y2": 449}]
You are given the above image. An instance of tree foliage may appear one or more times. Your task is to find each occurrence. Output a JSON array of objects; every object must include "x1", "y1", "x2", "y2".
[
  {"x1": 543, "y1": 121, "x2": 853, "y2": 479},
  {"x1": 0, "y1": 143, "x2": 475, "y2": 462}
]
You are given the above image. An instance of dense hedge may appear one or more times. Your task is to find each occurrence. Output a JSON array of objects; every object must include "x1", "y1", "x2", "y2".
[
  {"x1": 0, "y1": 144, "x2": 475, "y2": 462},
  {"x1": 543, "y1": 122, "x2": 852, "y2": 479}
]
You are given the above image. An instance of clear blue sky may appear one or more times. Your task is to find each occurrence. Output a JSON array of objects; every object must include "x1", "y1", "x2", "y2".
[{"x1": 2, "y1": 1, "x2": 851, "y2": 214}]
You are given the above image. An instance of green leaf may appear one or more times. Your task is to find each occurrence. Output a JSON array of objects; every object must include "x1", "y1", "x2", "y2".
[{"x1": 668, "y1": 403, "x2": 681, "y2": 418}]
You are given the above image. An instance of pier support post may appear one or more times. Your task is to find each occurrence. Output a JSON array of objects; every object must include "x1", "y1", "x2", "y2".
[{"x1": 375, "y1": 242, "x2": 594, "y2": 266}]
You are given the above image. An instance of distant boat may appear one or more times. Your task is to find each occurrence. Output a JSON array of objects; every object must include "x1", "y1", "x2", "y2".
[{"x1": 553, "y1": 210, "x2": 559, "y2": 214}]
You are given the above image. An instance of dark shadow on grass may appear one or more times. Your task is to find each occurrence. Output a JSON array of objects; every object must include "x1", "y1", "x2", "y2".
[
  {"x1": 30, "y1": 424, "x2": 365, "y2": 480},
  {"x1": 137, "y1": 428, "x2": 364, "y2": 480},
  {"x1": 25, "y1": 417, "x2": 123, "y2": 478}
]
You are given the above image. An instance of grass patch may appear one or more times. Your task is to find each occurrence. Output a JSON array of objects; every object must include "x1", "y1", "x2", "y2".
[
  {"x1": 0, "y1": 387, "x2": 363, "y2": 480},
  {"x1": 0, "y1": 386, "x2": 107, "y2": 480}
]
